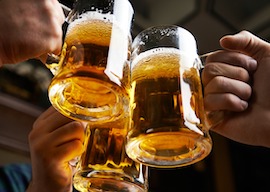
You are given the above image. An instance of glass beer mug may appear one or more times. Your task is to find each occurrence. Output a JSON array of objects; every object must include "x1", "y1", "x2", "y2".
[
  {"x1": 126, "y1": 25, "x2": 212, "y2": 168},
  {"x1": 46, "y1": 0, "x2": 134, "y2": 122},
  {"x1": 73, "y1": 116, "x2": 148, "y2": 192}
]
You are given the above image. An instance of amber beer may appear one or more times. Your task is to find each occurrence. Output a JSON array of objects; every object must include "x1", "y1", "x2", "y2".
[
  {"x1": 126, "y1": 41, "x2": 212, "y2": 168},
  {"x1": 73, "y1": 117, "x2": 148, "y2": 192},
  {"x1": 48, "y1": 11, "x2": 131, "y2": 122}
]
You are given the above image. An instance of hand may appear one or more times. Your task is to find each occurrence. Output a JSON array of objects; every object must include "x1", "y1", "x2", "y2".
[
  {"x1": 0, "y1": 0, "x2": 65, "y2": 66},
  {"x1": 27, "y1": 107, "x2": 85, "y2": 192},
  {"x1": 202, "y1": 30, "x2": 270, "y2": 147},
  {"x1": 202, "y1": 50, "x2": 256, "y2": 112}
]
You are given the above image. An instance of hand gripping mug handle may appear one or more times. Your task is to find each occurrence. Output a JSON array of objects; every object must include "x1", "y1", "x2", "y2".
[
  {"x1": 46, "y1": 3, "x2": 70, "y2": 75},
  {"x1": 200, "y1": 52, "x2": 225, "y2": 129}
]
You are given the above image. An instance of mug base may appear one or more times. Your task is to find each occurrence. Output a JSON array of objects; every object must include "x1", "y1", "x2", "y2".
[
  {"x1": 126, "y1": 130, "x2": 212, "y2": 168},
  {"x1": 73, "y1": 170, "x2": 147, "y2": 192}
]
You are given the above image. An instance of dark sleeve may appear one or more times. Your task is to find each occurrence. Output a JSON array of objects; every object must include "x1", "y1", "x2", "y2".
[{"x1": 0, "y1": 163, "x2": 32, "y2": 192}]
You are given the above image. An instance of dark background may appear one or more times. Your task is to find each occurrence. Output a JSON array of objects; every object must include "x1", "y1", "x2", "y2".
[{"x1": 1, "y1": 0, "x2": 270, "y2": 191}]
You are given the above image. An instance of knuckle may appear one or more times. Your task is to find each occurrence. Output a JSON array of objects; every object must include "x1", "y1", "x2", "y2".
[
  {"x1": 202, "y1": 64, "x2": 221, "y2": 85},
  {"x1": 66, "y1": 122, "x2": 84, "y2": 135},
  {"x1": 28, "y1": 130, "x2": 35, "y2": 143},
  {"x1": 239, "y1": 30, "x2": 250, "y2": 36},
  {"x1": 235, "y1": 67, "x2": 249, "y2": 82},
  {"x1": 32, "y1": 119, "x2": 39, "y2": 130},
  {"x1": 71, "y1": 140, "x2": 84, "y2": 151},
  {"x1": 70, "y1": 121, "x2": 82, "y2": 130},
  {"x1": 204, "y1": 64, "x2": 220, "y2": 76},
  {"x1": 214, "y1": 76, "x2": 227, "y2": 89}
]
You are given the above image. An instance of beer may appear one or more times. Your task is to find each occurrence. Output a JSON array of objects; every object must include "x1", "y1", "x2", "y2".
[
  {"x1": 73, "y1": 117, "x2": 148, "y2": 192},
  {"x1": 48, "y1": 12, "x2": 131, "y2": 122},
  {"x1": 126, "y1": 48, "x2": 212, "y2": 168}
]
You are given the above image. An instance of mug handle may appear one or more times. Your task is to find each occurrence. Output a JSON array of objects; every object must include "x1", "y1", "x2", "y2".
[
  {"x1": 199, "y1": 52, "x2": 225, "y2": 129},
  {"x1": 45, "y1": 3, "x2": 70, "y2": 75},
  {"x1": 45, "y1": 20, "x2": 69, "y2": 75}
]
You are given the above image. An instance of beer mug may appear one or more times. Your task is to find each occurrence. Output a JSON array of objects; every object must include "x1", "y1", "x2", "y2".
[
  {"x1": 73, "y1": 117, "x2": 148, "y2": 192},
  {"x1": 125, "y1": 25, "x2": 212, "y2": 168},
  {"x1": 46, "y1": 0, "x2": 134, "y2": 122}
]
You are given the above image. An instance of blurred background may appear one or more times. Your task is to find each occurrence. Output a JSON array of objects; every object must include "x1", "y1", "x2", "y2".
[{"x1": 0, "y1": 0, "x2": 270, "y2": 191}]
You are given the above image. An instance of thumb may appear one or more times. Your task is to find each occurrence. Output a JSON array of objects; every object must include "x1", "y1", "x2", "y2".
[{"x1": 220, "y1": 30, "x2": 270, "y2": 60}]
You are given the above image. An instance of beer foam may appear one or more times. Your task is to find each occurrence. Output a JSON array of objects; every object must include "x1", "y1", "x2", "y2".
[
  {"x1": 131, "y1": 48, "x2": 183, "y2": 79},
  {"x1": 66, "y1": 12, "x2": 129, "y2": 46}
]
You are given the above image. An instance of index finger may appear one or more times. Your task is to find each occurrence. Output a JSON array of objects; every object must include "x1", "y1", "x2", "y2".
[
  {"x1": 205, "y1": 50, "x2": 257, "y2": 71},
  {"x1": 33, "y1": 106, "x2": 74, "y2": 133}
]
